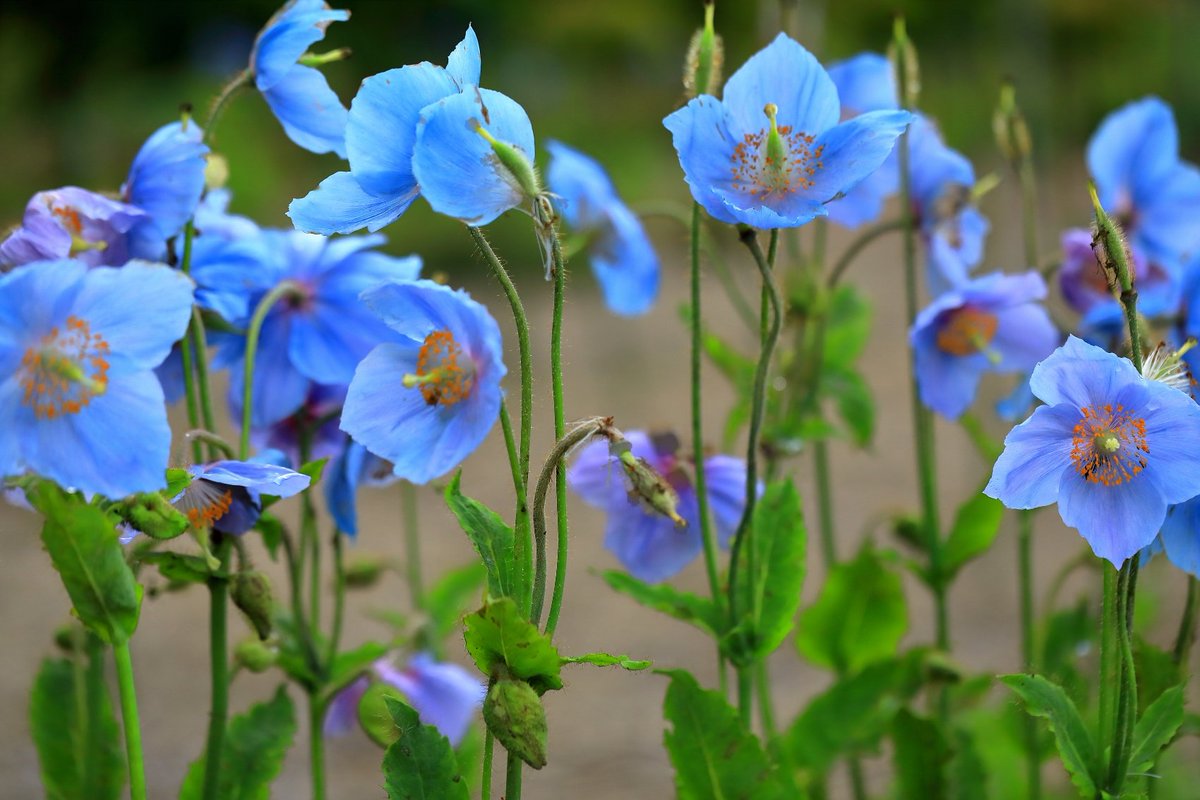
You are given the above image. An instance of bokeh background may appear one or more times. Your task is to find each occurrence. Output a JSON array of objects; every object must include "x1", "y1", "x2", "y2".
[{"x1": 2, "y1": 0, "x2": 1200, "y2": 797}]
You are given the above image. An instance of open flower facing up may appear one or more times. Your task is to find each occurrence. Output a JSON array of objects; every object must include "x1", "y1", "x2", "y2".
[
  {"x1": 251, "y1": 0, "x2": 350, "y2": 157},
  {"x1": 0, "y1": 260, "x2": 193, "y2": 498},
  {"x1": 663, "y1": 34, "x2": 912, "y2": 229},
  {"x1": 341, "y1": 279, "x2": 505, "y2": 485},
  {"x1": 546, "y1": 141, "x2": 659, "y2": 315},
  {"x1": 911, "y1": 271, "x2": 1058, "y2": 419},
  {"x1": 289, "y1": 26, "x2": 480, "y2": 234},
  {"x1": 985, "y1": 336, "x2": 1200, "y2": 565},
  {"x1": 567, "y1": 430, "x2": 752, "y2": 582},
  {"x1": 825, "y1": 52, "x2": 900, "y2": 228},
  {"x1": 174, "y1": 459, "x2": 310, "y2": 535}
]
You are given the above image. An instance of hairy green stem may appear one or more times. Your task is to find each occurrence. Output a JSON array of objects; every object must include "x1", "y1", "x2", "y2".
[
  {"x1": 505, "y1": 751, "x2": 523, "y2": 800},
  {"x1": 200, "y1": 538, "x2": 232, "y2": 800},
  {"x1": 481, "y1": 729, "x2": 495, "y2": 800},
  {"x1": 308, "y1": 693, "x2": 327, "y2": 800},
  {"x1": 1172, "y1": 576, "x2": 1199, "y2": 669},
  {"x1": 1017, "y1": 511, "x2": 1041, "y2": 799},
  {"x1": 112, "y1": 642, "x2": 147, "y2": 800},
  {"x1": 548, "y1": 233, "x2": 570, "y2": 636},
  {"x1": 240, "y1": 280, "x2": 302, "y2": 459},
  {"x1": 826, "y1": 220, "x2": 904, "y2": 287}
]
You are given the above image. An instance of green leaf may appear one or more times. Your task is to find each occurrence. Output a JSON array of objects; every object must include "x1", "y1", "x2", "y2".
[
  {"x1": 601, "y1": 570, "x2": 724, "y2": 637},
  {"x1": 940, "y1": 494, "x2": 1004, "y2": 582},
  {"x1": 661, "y1": 670, "x2": 786, "y2": 800},
  {"x1": 425, "y1": 562, "x2": 487, "y2": 641},
  {"x1": 821, "y1": 285, "x2": 871, "y2": 366},
  {"x1": 300, "y1": 457, "x2": 328, "y2": 485},
  {"x1": 382, "y1": 698, "x2": 470, "y2": 799},
  {"x1": 179, "y1": 685, "x2": 297, "y2": 800},
  {"x1": 30, "y1": 646, "x2": 124, "y2": 800},
  {"x1": 139, "y1": 551, "x2": 212, "y2": 584},
  {"x1": 254, "y1": 512, "x2": 283, "y2": 559},
  {"x1": 165, "y1": 467, "x2": 192, "y2": 497},
  {"x1": 445, "y1": 471, "x2": 515, "y2": 599},
  {"x1": 561, "y1": 652, "x2": 651, "y2": 670},
  {"x1": 958, "y1": 413, "x2": 1003, "y2": 463},
  {"x1": 1000, "y1": 673, "x2": 1099, "y2": 797},
  {"x1": 31, "y1": 483, "x2": 142, "y2": 644},
  {"x1": 892, "y1": 710, "x2": 949, "y2": 800},
  {"x1": 463, "y1": 597, "x2": 561, "y2": 693},
  {"x1": 948, "y1": 725, "x2": 989, "y2": 800},
  {"x1": 326, "y1": 641, "x2": 390, "y2": 696},
  {"x1": 796, "y1": 545, "x2": 906, "y2": 674},
  {"x1": 826, "y1": 368, "x2": 874, "y2": 447},
  {"x1": 730, "y1": 479, "x2": 806, "y2": 662},
  {"x1": 1134, "y1": 637, "x2": 1178, "y2": 714},
  {"x1": 1129, "y1": 684, "x2": 1185, "y2": 773}
]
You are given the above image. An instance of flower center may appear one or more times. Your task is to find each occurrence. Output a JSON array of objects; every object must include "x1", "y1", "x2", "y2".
[
  {"x1": 935, "y1": 307, "x2": 999, "y2": 358},
  {"x1": 51, "y1": 203, "x2": 108, "y2": 256},
  {"x1": 20, "y1": 315, "x2": 110, "y2": 419},
  {"x1": 175, "y1": 479, "x2": 235, "y2": 529},
  {"x1": 1070, "y1": 403, "x2": 1149, "y2": 486},
  {"x1": 730, "y1": 103, "x2": 825, "y2": 198},
  {"x1": 403, "y1": 329, "x2": 474, "y2": 407}
]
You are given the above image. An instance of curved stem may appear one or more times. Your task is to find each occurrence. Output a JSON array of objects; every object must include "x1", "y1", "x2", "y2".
[
  {"x1": 112, "y1": 642, "x2": 147, "y2": 800},
  {"x1": 468, "y1": 227, "x2": 533, "y2": 616},
  {"x1": 200, "y1": 538, "x2": 232, "y2": 800},
  {"x1": 1172, "y1": 576, "x2": 1199, "y2": 669},
  {"x1": 205, "y1": 69, "x2": 251, "y2": 143},
  {"x1": 827, "y1": 220, "x2": 904, "y2": 287},
  {"x1": 240, "y1": 281, "x2": 302, "y2": 459},
  {"x1": 184, "y1": 430, "x2": 235, "y2": 459}
]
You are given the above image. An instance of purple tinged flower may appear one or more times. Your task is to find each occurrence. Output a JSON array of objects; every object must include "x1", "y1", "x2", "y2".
[
  {"x1": 0, "y1": 260, "x2": 193, "y2": 498},
  {"x1": 663, "y1": 34, "x2": 913, "y2": 229},
  {"x1": 326, "y1": 439, "x2": 396, "y2": 536},
  {"x1": 985, "y1": 336, "x2": 1200, "y2": 566},
  {"x1": 325, "y1": 653, "x2": 484, "y2": 745},
  {"x1": 121, "y1": 120, "x2": 210, "y2": 262},
  {"x1": 340, "y1": 279, "x2": 505, "y2": 485},
  {"x1": 0, "y1": 188, "x2": 149, "y2": 269},
  {"x1": 567, "y1": 431, "x2": 753, "y2": 582},
  {"x1": 1058, "y1": 227, "x2": 1179, "y2": 318},
  {"x1": 174, "y1": 458, "x2": 310, "y2": 535},
  {"x1": 289, "y1": 26, "x2": 480, "y2": 234},
  {"x1": 250, "y1": 383, "x2": 347, "y2": 469},
  {"x1": 251, "y1": 0, "x2": 350, "y2": 157},
  {"x1": 911, "y1": 271, "x2": 1058, "y2": 419},
  {"x1": 546, "y1": 141, "x2": 659, "y2": 316},
  {"x1": 210, "y1": 231, "x2": 421, "y2": 428}
]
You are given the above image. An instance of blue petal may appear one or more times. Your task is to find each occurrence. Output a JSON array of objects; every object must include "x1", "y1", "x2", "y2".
[
  {"x1": 590, "y1": 203, "x2": 660, "y2": 316},
  {"x1": 262, "y1": 64, "x2": 348, "y2": 157},
  {"x1": 323, "y1": 675, "x2": 369, "y2": 736},
  {"x1": 226, "y1": 314, "x2": 313, "y2": 428},
  {"x1": 325, "y1": 438, "x2": 364, "y2": 535},
  {"x1": 912, "y1": 329, "x2": 986, "y2": 419},
  {"x1": 991, "y1": 302, "x2": 1059, "y2": 372},
  {"x1": 376, "y1": 654, "x2": 483, "y2": 746},
  {"x1": 289, "y1": 171, "x2": 417, "y2": 235},
  {"x1": 155, "y1": 345, "x2": 186, "y2": 405},
  {"x1": 1087, "y1": 97, "x2": 1178, "y2": 214},
  {"x1": 721, "y1": 33, "x2": 839, "y2": 137},
  {"x1": 546, "y1": 140, "x2": 618, "y2": 229},
  {"x1": 195, "y1": 460, "x2": 310, "y2": 496},
  {"x1": 827, "y1": 52, "x2": 897, "y2": 114},
  {"x1": 1136, "y1": 162, "x2": 1200, "y2": 266},
  {"x1": 0, "y1": 259, "x2": 88, "y2": 362},
  {"x1": 253, "y1": 4, "x2": 349, "y2": 91},
  {"x1": 807, "y1": 110, "x2": 913, "y2": 203},
  {"x1": 1057, "y1": 468, "x2": 1166, "y2": 567},
  {"x1": 825, "y1": 151, "x2": 898, "y2": 228},
  {"x1": 925, "y1": 207, "x2": 989, "y2": 294},
  {"x1": 412, "y1": 88, "x2": 535, "y2": 226},
  {"x1": 995, "y1": 373, "x2": 1036, "y2": 422},
  {"x1": 445, "y1": 25, "x2": 481, "y2": 88},
  {"x1": 123, "y1": 121, "x2": 209, "y2": 241},
  {"x1": 0, "y1": 378, "x2": 23, "y2": 477},
  {"x1": 1160, "y1": 498, "x2": 1200, "y2": 577},
  {"x1": 662, "y1": 97, "x2": 742, "y2": 225},
  {"x1": 907, "y1": 115, "x2": 974, "y2": 212},
  {"x1": 190, "y1": 234, "x2": 274, "y2": 325},
  {"x1": 604, "y1": 496, "x2": 702, "y2": 582},
  {"x1": 567, "y1": 430, "x2": 654, "y2": 510},
  {"x1": 1138, "y1": 380, "x2": 1200, "y2": 504},
  {"x1": 701, "y1": 454, "x2": 751, "y2": 547},
  {"x1": 1028, "y1": 335, "x2": 1142, "y2": 409},
  {"x1": 983, "y1": 403, "x2": 1078, "y2": 508}
]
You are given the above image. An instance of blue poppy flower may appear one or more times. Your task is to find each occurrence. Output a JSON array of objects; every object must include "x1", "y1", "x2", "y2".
[
  {"x1": 341, "y1": 279, "x2": 505, "y2": 485},
  {"x1": 1088, "y1": 97, "x2": 1200, "y2": 269},
  {"x1": 1058, "y1": 227, "x2": 1179, "y2": 319},
  {"x1": 174, "y1": 458, "x2": 310, "y2": 535},
  {"x1": 825, "y1": 52, "x2": 901, "y2": 228},
  {"x1": 194, "y1": 188, "x2": 259, "y2": 242},
  {"x1": 325, "y1": 439, "x2": 396, "y2": 536},
  {"x1": 324, "y1": 653, "x2": 484, "y2": 745},
  {"x1": 567, "y1": 430, "x2": 752, "y2": 582},
  {"x1": 289, "y1": 26, "x2": 480, "y2": 234},
  {"x1": 121, "y1": 120, "x2": 210, "y2": 261},
  {"x1": 0, "y1": 187, "x2": 150, "y2": 269},
  {"x1": 251, "y1": 0, "x2": 350, "y2": 156},
  {"x1": 0, "y1": 260, "x2": 193, "y2": 498},
  {"x1": 251, "y1": 383, "x2": 347, "y2": 470},
  {"x1": 546, "y1": 141, "x2": 659, "y2": 315},
  {"x1": 211, "y1": 231, "x2": 421, "y2": 428},
  {"x1": 1146, "y1": 498, "x2": 1200, "y2": 577},
  {"x1": 985, "y1": 336, "x2": 1200, "y2": 565},
  {"x1": 663, "y1": 33, "x2": 912, "y2": 229},
  {"x1": 911, "y1": 271, "x2": 1058, "y2": 419}
]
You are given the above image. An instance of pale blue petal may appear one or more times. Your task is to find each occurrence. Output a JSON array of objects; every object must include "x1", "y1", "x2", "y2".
[
  {"x1": 445, "y1": 25, "x2": 481, "y2": 88},
  {"x1": 262, "y1": 64, "x2": 348, "y2": 157},
  {"x1": 196, "y1": 460, "x2": 310, "y2": 496},
  {"x1": 825, "y1": 151, "x2": 898, "y2": 228},
  {"x1": 124, "y1": 121, "x2": 209, "y2": 240},
  {"x1": 807, "y1": 110, "x2": 913, "y2": 203},
  {"x1": 227, "y1": 314, "x2": 312, "y2": 428},
  {"x1": 721, "y1": 33, "x2": 839, "y2": 136},
  {"x1": 1057, "y1": 468, "x2": 1166, "y2": 566},
  {"x1": 1028, "y1": 335, "x2": 1143, "y2": 409},
  {"x1": 604, "y1": 498, "x2": 702, "y2": 583},
  {"x1": 663, "y1": 97, "x2": 742, "y2": 225},
  {"x1": 912, "y1": 329, "x2": 987, "y2": 419},
  {"x1": 1138, "y1": 381, "x2": 1200, "y2": 504},
  {"x1": 253, "y1": 5, "x2": 349, "y2": 91},
  {"x1": 0, "y1": 377, "x2": 24, "y2": 477},
  {"x1": 1087, "y1": 96, "x2": 1178, "y2": 213},
  {"x1": 984, "y1": 403, "x2": 1078, "y2": 508},
  {"x1": 702, "y1": 454, "x2": 750, "y2": 547},
  {"x1": 590, "y1": 203, "x2": 659, "y2": 316},
  {"x1": 827, "y1": 52, "x2": 896, "y2": 114},
  {"x1": 1136, "y1": 162, "x2": 1200, "y2": 265},
  {"x1": 324, "y1": 675, "x2": 369, "y2": 736},
  {"x1": 377, "y1": 654, "x2": 483, "y2": 746},
  {"x1": 1160, "y1": 498, "x2": 1200, "y2": 577},
  {"x1": 289, "y1": 171, "x2": 417, "y2": 235},
  {"x1": 991, "y1": 303, "x2": 1059, "y2": 372}
]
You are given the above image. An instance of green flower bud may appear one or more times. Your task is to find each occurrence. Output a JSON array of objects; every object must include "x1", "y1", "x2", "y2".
[
  {"x1": 613, "y1": 444, "x2": 685, "y2": 527},
  {"x1": 992, "y1": 83, "x2": 1032, "y2": 166},
  {"x1": 475, "y1": 124, "x2": 541, "y2": 200},
  {"x1": 233, "y1": 638, "x2": 278, "y2": 673},
  {"x1": 344, "y1": 556, "x2": 389, "y2": 588},
  {"x1": 483, "y1": 678, "x2": 548, "y2": 769},
  {"x1": 358, "y1": 681, "x2": 404, "y2": 748},
  {"x1": 231, "y1": 570, "x2": 274, "y2": 640},
  {"x1": 111, "y1": 493, "x2": 189, "y2": 541},
  {"x1": 683, "y1": 1, "x2": 723, "y2": 98},
  {"x1": 204, "y1": 153, "x2": 229, "y2": 191},
  {"x1": 887, "y1": 16, "x2": 920, "y2": 108}
]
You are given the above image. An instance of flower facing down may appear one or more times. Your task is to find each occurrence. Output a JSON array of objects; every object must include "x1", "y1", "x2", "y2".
[
  {"x1": 825, "y1": 52, "x2": 900, "y2": 228},
  {"x1": 911, "y1": 271, "x2": 1058, "y2": 419},
  {"x1": 567, "y1": 431, "x2": 752, "y2": 582},
  {"x1": 663, "y1": 34, "x2": 913, "y2": 229},
  {"x1": 0, "y1": 260, "x2": 193, "y2": 498},
  {"x1": 251, "y1": 0, "x2": 350, "y2": 156},
  {"x1": 325, "y1": 653, "x2": 484, "y2": 746},
  {"x1": 985, "y1": 336, "x2": 1200, "y2": 565},
  {"x1": 0, "y1": 188, "x2": 150, "y2": 269},
  {"x1": 325, "y1": 439, "x2": 397, "y2": 536},
  {"x1": 121, "y1": 120, "x2": 210, "y2": 261},
  {"x1": 174, "y1": 459, "x2": 310, "y2": 535},
  {"x1": 546, "y1": 141, "x2": 659, "y2": 315},
  {"x1": 341, "y1": 280, "x2": 505, "y2": 485}
]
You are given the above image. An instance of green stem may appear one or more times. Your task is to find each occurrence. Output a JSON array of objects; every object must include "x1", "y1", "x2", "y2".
[
  {"x1": 848, "y1": 758, "x2": 868, "y2": 800},
  {"x1": 1172, "y1": 576, "x2": 1199, "y2": 669},
  {"x1": 327, "y1": 530, "x2": 346, "y2": 667},
  {"x1": 200, "y1": 538, "x2": 232, "y2": 800},
  {"x1": 184, "y1": 429, "x2": 235, "y2": 459},
  {"x1": 402, "y1": 482, "x2": 424, "y2": 610},
  {"x1": 755, "y1": 659, "x2": 776, "y2": 739},
  {"x1": 813, "y1": 440, "x2": 837, "y2": 567},
  {"x1": 303, "y1": 481, "x2": 322, "y2": 650},
  {"x1": 505, "y1": 752, "x2": 523, "y2": 800},
  {"x1": 736, "y1": 668, "x2": 753, "y2": 727},
  {"x1": 205, "y1": 69, "x2": 251, "y2": 143},
  {"x1": 190, "y1": 308, "x2": 217, "y2": 446},
  {"x1": 309, "y1": 691, "x2": 327, "y2": 800},
  {"x1": 178, "y1": 223, "x2": 202, "y2": 463},
  {"x1": 1106, "y1": 558, "x2": 1139, "y2": 794},
  {"x1": 481, "y1": 729, "x2": 495, "y2": 800},
  {"x1": 240, "y1": 280, "x2": 302, "y2": 459},
  {"x1": 112, "y1": 641, "x2": 147, "y2": 800},
  {"x1": 1099, "y1": 565, "x2": 1118, "y2": 750},
  {"x1": 469, "y1": 227, "x2": 533, "y2": 617},
  {"x1": 548, "y1": 233, "x2": 570, "y2": 636},
  {"x1": 1017, "y1": 511, "x2": 1041, "y2": 800},
  {"x1": 827, "y1": 220, "x2": 904, "y2": 287}
]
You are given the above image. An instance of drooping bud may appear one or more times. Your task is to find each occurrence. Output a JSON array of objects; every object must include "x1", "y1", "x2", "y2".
[
  {"x1": 111, "y1": 493, "x2": 189, "y2": 541},
  {"x1": 483, "y1": 678, "x2": 548, "y2": 769},
  {"x1": 1088, "y1": 183, "x2": 1135, "y2": 294},
  {"x1": 887, "y1": 16, "x2": 920, "y2": 108},
  {"x1": 233, "y1": 637, "x2": 279, "y2": 672},
  {"x1": 344, "y1": 556, "x2": 389, "y2": 588},
  {"x1": 992, "y1": 82, "x2": 1032, "y2": 166},
  {"x1": 358, "y1": 681, "x2": 404, "y2": 747},
  {"x1": 204, "y1": 153, "x2": 229, "y2": 190},
  {"x1": 230, "y1": 570, "x2": 274, "y2": 640},
  {"x1": 683, "y1": 1, "x2": 723, "y2": 98},
  {"x1": 609, "y1": 439, "x2": 686, "y2": 527}
]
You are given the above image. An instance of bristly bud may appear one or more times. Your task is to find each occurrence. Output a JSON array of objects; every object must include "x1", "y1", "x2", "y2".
[
  {"x1": 474, "y1": 120, "x2": 541, "y2": 201},
  {"x1": 1141, "y1": 340, "x2": 1196, "y2": 393},
  {"x1": 111, "y1": 493, "x2": 189, "y2": 541},
  {"x1": 483, "y1": 678, "x2": 549, "y2": 769},
  {"x1": 230, "y1": 571, "x2": 274, "y2": 640},
  {"x1": 343, "y1": 556, "x2": 389, "y2": 588},
  {"x1": 887, "y1": 16, "x2": 920, "y2": 108},
  {"x1": 683, "y1": 1, "x2": 723, "y2": 98},
  {"x1": 609, "y1": 439, "x2": 686, "y2": 527},
  {"x1": 233, "y1": 638, "x2": 278, "y2": 672},
  {"x1": 992, "y1": 82, "x2": 1032, "y2": 166},
  {"x1": 1088, "y1": 183, "x2": 1135, "y2": 294}
]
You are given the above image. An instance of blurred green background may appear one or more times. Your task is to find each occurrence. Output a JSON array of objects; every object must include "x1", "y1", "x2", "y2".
[{"x1": 2, "y1": 0, "x2": 1198, "y2": 274}]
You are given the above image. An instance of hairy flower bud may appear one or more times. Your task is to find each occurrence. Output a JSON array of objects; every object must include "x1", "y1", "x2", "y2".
[
  {"x1": 344, "y1": 556, "x2": 389, "y2": 588},
  {"x1": 887, "y1": 16, "x2": 920, "y2": 108},
  {"x1": 233, "y1": 638, "x2": 278, "y2": 672},
  {"x1": 609, "y1": 439, "x2": 685, "y2": 526},
  {"x1": 1088, "y1": 183, "x2": 1135, "y2": 294},
  {"x1": 111, "y1": 493, "x2": 189, "y2": 541},
  {"x1": 484, "y1": 678, "x2": 548, "y2": 769},
  {"x1": 683, "y1": 1, "x2": 723, "y2": 98},
  {"x1": 992, "y1": 83, "x2": 1032, "y2": 166},
  {"x1": 231, "y1": 570, "x2": 274, "y2": 640}
]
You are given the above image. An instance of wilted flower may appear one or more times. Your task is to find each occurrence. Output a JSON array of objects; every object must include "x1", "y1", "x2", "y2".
[
  {"x1": 0, "y1": 188, "x2": 149, "y2": 269},
  {"x1": 174, "y1": 459, "x2": 310, "y2": 535}
]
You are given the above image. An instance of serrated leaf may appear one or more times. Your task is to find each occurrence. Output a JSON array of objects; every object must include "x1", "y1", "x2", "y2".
[
  {"x1": 796, "y1": 545, "x2": 906, "y2": 674},
  {"x1": 1000, "y1": 673, "x2": 1099, "y2": 797},
  {"x1": 425, "y1": 562, "x2": 487, "y2": 641},
  {"x1": 562, "y1": 652, "x2": 651, "y2": 670},
  {"x1": 661, "y1": 670, "x2": 786, "y2": 800},
  {"x1": 463, "y1": 597, "x2": 561, "y2": 693},
  {"x1": 31, "y1": 483, "x2": 142, "y2": 644},
  {"x1": 601, "y1": 570, "x2": 724, "y2": 637},
  {"x1": 30, "y1": 646, "x2": 124, "y2": 800},
  {"x1": 893, "y1": 710, "x2": 949, "y2": 800},
  {"x1": 382, "y1": 698, "x2": 470, "y2": 799},
  {"x1": 179, "y1": 685, "x2": 296, "y2": 800},
  {"x1": 1129, "y1": 684, "x2": 1184, "y2": 773},
  {"x1": 940, "y1": 494, "x2": 1004, "y2": 582},
  {"x1": 445, "y1": 472, "x2": 515, "y2": 599}
]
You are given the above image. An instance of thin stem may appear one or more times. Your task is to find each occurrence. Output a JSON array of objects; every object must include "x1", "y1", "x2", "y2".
[
  {"x1": 827, "y1": 220, "x2": 904, "y2": 287},
  {"x1": 1099, "y1": 565, "x2": 1118, "y2": 750},
  {"x1": 1018, "y1": 511, "x2": 1041, "y2": 800},
  {"x1": 1172, "y1": 576, "x2": 1199, "y2": 669},
  {"x1": 469, "y1": 227, "x2": 533, "y2": 617},
  {"x1": 548, "y1": 234, "x2": 570, "y2": 638},
  {"x1": 813, "y1": 440, "x2": 837, "y2": 567},
  {"x1": 205, "y1": 68, "x2": 251, "y2": 143},
  {"x1": 1106, "y1": 558, "x2": 1139, "y2": 794},
  {"x1": 755, "y1": 659, "x2": 776, "y2": 739},
  {"x1": 240, "y1": 281, "x2": 302, "y2": 459},
  {"x1": 848, "y1": 758, "x2": 868, "y2": 800},
  {"x1": 184, "y1": 429, "x2": 235, "y2": 459},
  {"x1": 190, "y1": 308, "x2": 217, "y2": 445},
  {"x1": 481, "y1": 729, "x2": 495, "y2": 800},
  {"x1": 112, "y1": 642, "x2": 147, "y2": 800},
  {"x1": 200, "y1": 538, "x2": 232, "y2": 800},
  {"x1": 402, "y1": 482, "x2": 424, "y2": 610},
  {"x1": 327, "y1": 530, "x2": 346, "y2": 667},
  {"x1": 179, "y1": 332, "x2": 203, "y2": 463},
  {"x1": 308, "y1": 692, "x2": 327, "y2": 800},
  {"x1": 505, "y1": 752, "x2": 523, "y2": 800},
  {"x1": 737, "y1": 668, "x2": 753, "y2": 727}
]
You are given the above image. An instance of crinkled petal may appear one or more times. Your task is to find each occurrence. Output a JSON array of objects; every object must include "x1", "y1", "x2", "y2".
[
  {"x1": 721, "y1": 33, "x2": 839, "y2": 136},
  {"x1": 1057, "y1": 468, "x2": 1166, "y2": 566},
  {"x1": 196, "y1": 460, "x2": 310, "y2": 496},
  {"x1": 983, "y1": 403, "x2": 1078, "y2": 509},
  {"x1": 663, "y1": 97, "x2": 742, "y2": 225},
  {"x1": 1028, "y1": 335, "x2": 1143, "y2": 409},
  {"x1": 806, "y1": 110, "x2": 913, "y2": 203},
  {"x1": 124, "y1": 120, "x2": 209, "y2": 240},
  {"x1": 262, "y1": 64, "x2": 348, "y2": 157},
  {"x1": 444, "y1": 25, "x2": 481, "y2": 89},
  {"x1": 827, "y1": 52, "x2": 897, "y2": 114},
  {"x1": 289, "y1": 171, "x2": 417, "y2": 235}
]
